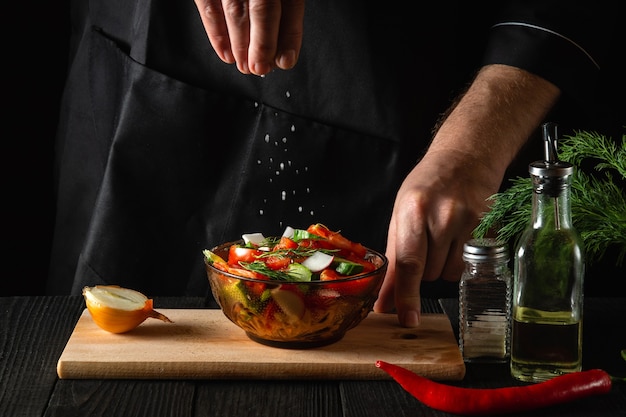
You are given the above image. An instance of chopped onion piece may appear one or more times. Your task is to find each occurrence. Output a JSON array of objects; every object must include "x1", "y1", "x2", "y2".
[
  {"x1": 242, "y1": 233, "x2": 265, "y2": 245},
  {"x1": 282, "y1": 226, "x2": 295, "y2": 238},
  {"x1": 301, "y1": 251, "x2": 334, "y2": 272}
]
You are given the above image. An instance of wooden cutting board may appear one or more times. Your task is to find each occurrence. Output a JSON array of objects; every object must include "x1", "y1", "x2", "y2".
[{"x1": 57, "y1": 309, "x2": 465, "y2": 381}]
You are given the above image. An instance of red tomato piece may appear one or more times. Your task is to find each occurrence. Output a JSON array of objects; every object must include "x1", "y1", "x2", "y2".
[
  {"x1": 273, "y1": 236, "x2": 298, "y2": 250},
  {"x1": 264, "y1": 255, "x2": 292, "y2": 270},
  {"x1": 261, "y1": 299, "x2": 279, "y2": 324},
  {"x1": 226, "y1": 265, "x2": 266, "y2": 280},
  {"x1": 320, "y1": 269, "x2": 372, "y2": 296},
  {"x1": 228, "y1": 245, "x2": 263, "y2": 266},
  {"x1": 306, "y1": 224, "x2": 367, "y2": 258}
]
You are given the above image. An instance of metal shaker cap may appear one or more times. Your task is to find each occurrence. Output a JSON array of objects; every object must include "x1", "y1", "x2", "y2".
[{"x1": 463, "y1": 238, "x2": 509, "y2": 262}]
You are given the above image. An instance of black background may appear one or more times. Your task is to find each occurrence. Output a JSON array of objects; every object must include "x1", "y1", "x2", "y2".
[{"x1": 3, "y1": 3, "x2": 70, "y2": 295}]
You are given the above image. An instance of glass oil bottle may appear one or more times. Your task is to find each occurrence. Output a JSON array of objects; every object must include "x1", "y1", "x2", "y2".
[
  {"x1": 459, "y1": 238, "x2": 512, "y2": 363},
  {"x1": 510, "y1": 122, "x2": 585, "y2": 382}
]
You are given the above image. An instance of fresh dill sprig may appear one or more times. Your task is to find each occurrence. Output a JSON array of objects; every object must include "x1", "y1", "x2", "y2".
[
  {"x1": 474, "y1": 130, "x2": 626, "y2": 266},
  {"x1": 239, "y1": 261, "x2": 293, "y2": 280},
  {"x1": 255, "y1": 247, "x2": 339, "y2": 259}
]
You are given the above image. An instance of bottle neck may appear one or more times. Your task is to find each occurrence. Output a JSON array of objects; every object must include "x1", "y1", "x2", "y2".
[{"x1": 531, "y1": 174, "x2": 573, "y2": 230}]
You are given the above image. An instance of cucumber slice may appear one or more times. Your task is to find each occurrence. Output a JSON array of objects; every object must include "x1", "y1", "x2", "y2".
[
  {"x1": 286, "y1": 263, "x2": 312, "y2": 282},
  {"x1": 334, "y1": 259, "x2": 364, "y2": 275},
  {"x1": 291, "y1": 228, "x2": 319, "y2": 241}
]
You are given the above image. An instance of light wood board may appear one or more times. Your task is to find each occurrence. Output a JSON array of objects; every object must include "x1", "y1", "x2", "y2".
[{"x1": 57, "y1": 309, "x2": 465, "y2": 381}]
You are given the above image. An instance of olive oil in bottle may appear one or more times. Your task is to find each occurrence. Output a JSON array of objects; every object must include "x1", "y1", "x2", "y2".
[{"x1": 510, "y1": 123, "x2": 584, "y2": 382}]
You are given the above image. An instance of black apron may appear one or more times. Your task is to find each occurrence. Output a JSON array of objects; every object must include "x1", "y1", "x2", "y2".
[{"x1": 56, "y1": 0, "x2": 603, "y2": 297}]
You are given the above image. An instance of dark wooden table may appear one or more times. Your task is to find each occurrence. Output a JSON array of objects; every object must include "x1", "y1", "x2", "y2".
[{"x1": 2, "y1": 295, "x2": 625, "y2": 417}]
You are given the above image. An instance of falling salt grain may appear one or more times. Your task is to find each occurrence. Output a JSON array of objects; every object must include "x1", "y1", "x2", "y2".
[
  {"x1": 279, "y1": 162, "x2": 285, "y2": 171},
  {"x1": 259, "y1": 209, "x2": 264, "y2": 215},
  {"x1": 298, "y1": 206, "x2": 303, "y2": 212},
  {"x1": 281, "y1": 191, "x2": 287, "y2": 201},
  {"x1": 264, "y1": 134, "x2": 270, "y2": 143},
  {"x1": 282, "y1": 137, "x2": 287, "y2": 143},
  {"x1": 285, "y1": 91, "x2": 291, "y2": 98},
  {"x1": 291, "y1": 125, "x2": 296, "y2": 132}
]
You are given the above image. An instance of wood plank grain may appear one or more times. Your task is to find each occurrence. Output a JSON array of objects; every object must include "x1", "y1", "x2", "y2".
[
  {"x1": 57, "y1": 309, "x2": 465, "y2": 381},
  {"x1": 195, "y1": 380, "x2": 343, "y2": 417},
  {"x1": 0, "y1": 296, "x2": 84, "y2": 417}
]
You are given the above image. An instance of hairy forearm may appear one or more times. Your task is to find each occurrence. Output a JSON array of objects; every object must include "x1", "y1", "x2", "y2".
[{"x1": 429, "y1": 64, "x2": 561, "y2": 178}]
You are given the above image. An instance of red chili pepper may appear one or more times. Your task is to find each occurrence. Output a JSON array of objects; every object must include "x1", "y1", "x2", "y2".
[{"x1": 376, "y1": 360, "x2": 612, "y2": 416}]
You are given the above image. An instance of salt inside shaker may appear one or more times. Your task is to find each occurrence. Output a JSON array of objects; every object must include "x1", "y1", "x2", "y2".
[{"x1": 459, "y1": 238, "x2": 512, "y2": 363}]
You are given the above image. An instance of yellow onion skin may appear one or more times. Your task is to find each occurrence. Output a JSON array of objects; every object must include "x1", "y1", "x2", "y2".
[{"x1": 83, "y1": 286, "x2": 173, "y2": 333}]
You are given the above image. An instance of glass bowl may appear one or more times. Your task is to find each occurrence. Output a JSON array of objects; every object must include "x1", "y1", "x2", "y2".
[{"x1": 205, "y1": 240, "x2": 388, "y2": 348}]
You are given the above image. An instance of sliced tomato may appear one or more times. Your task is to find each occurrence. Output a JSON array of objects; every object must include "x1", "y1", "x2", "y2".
[
  {"x1": 261, "y1": 299, "x2": 279, "y2": 324},
  {"x1": 227, "y1": 245, "x2": 263, "y2": 266},
  {"x1": 306, "y1": 224, "x2": 367, "y2": 257},
  {"x1": 264, "y1": 255, "x2": 292, "y2": 270},
  {"x1": 320, "y1": 269, "x2": 373, "y2": 296},
  {"x1": 226, "y1": 265, "x2": 266, "y2": 279},
  {"x1": 298, "y1": 237, "x2": 332, "y2": 250},
  {"x1": 320, "y1": 269, "x2": 343, "y2": 281},
  {"x1": 272, "y1": 236, "x2": 298, "y2": 250}
]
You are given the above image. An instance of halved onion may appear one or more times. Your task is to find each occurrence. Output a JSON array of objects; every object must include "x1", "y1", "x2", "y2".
[{"x1": 82, "y1": 285, "x2": 173, "y2": 333}]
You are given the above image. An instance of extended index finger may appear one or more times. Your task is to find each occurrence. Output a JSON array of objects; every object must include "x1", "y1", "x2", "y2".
[{"x1": 393, "y1": 211, "x2": 428, "y2": 328}]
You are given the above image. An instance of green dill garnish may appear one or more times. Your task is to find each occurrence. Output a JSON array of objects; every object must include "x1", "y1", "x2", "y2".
[
  {"x1": 257, "y1": 237, "x2": 281, "y2": 247},
  {"x1": 239, "y1": 261, "x2": 293, "y2": 281},
  {"x1": 255, "y1": 247, "x2": 338, "y2": 259},
  {"x1": 474, "y1": 130, "x2": 626, "y2": 266}
]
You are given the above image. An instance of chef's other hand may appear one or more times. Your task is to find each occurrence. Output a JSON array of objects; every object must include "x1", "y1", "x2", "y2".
[
  {"x1": 194, "y1": 0, "x2": 305, "y2": 75},
  {"x1": 373, "y1": 64, "x2": 560, "y2": 328},
  {"x1": 374, "y1": 149, "x2": 495, "y2": 327}
]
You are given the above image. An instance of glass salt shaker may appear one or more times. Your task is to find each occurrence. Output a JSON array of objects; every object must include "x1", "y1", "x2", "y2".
[{"x1": 459, "y1": 238, "x2": 512, "y2": 363}]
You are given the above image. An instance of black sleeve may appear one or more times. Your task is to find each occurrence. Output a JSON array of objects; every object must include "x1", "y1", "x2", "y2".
[{"x1": 482, "y1": 0, "x2": 622, "y2": 105}]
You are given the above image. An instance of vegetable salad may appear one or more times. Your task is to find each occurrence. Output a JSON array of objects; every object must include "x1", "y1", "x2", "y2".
[{"x1": 203, "y1": 223, "x2": 377, "y2": 283}]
